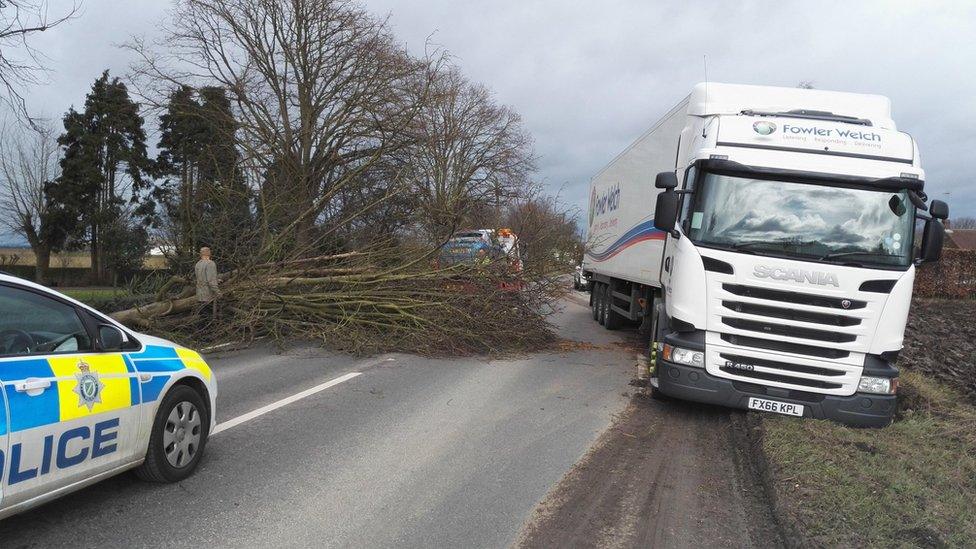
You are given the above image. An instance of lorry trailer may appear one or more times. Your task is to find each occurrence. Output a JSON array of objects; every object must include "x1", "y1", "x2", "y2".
[{"x1": 582, "y1": 83, "x2": 948, "y2": 427}]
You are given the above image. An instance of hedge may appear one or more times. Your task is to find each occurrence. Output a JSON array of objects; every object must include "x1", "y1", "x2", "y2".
[{"x1": 914, "y1": 248, "x2": 976, "y2": 299}]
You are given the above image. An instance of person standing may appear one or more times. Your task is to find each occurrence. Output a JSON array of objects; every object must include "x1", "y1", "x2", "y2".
[{"x1": 195, "y1": 247, "x2": 219, "y2": 318}]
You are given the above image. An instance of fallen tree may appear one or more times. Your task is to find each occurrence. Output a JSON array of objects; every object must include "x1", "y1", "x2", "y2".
[{"x1": 110, "y1": 246, "x2": 565, "y2": 355}]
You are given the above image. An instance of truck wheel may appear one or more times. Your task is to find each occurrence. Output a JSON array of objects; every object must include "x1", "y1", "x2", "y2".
[
  {"x1": 136, "y1": 384, "x2": 210, "y2": 483},
  {"x1": 590, "y1": 285, "x2": 599, "y2": 320},
  {"x1": 604, "y1": 289, "x2": 623, "y2": 331},
  {"x1": 648, "y1": 301, "x2": 671, "y2": 401},
  {"x1": 597, "y1": 284, "x2": 608, "y2": 325}
]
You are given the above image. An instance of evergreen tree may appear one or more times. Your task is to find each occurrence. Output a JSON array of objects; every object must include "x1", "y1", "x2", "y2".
[
  {"x1": 156, "y1": 85, "x2": 206, "y2": 253},
  {"x1": 156, "y1": 85, "x2": 253, "y2": 268},
  {"x1": 46, "y1": 71, "x2": 153, "y2": 284}
]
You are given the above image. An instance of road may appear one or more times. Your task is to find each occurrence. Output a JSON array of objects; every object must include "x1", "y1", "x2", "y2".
[
  {"x1": 0, "y1": 293, "x2": 783, "y2": 548},
  {"x1": 0, "y1": 295, "x2": 637, "y2": 548}
]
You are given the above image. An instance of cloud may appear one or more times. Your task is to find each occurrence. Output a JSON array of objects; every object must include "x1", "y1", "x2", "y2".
[
  {"x1": 12, "y1": 0, "x2": 976, "y2": 229},
  {"x1": 364, "y1": 0, "x2": 976, "y2": 220}
]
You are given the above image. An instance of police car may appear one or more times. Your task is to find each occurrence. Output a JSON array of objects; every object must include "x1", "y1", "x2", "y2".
[{"x1": 0, "y1": 273, "x2": 217, "y2": 519}]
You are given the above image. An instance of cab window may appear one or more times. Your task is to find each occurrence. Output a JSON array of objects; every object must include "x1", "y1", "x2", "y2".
[{"x1": 0, "y1": 284, "x2": 93, "y2": 357}]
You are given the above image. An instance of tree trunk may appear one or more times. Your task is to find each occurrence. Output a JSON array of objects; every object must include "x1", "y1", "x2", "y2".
[
  {"x1": 34, "y1": 245, "x2": 51, "y2": 284},
  {"x1": 294, "y1": 215, "x2": 316, "y2": 256}
]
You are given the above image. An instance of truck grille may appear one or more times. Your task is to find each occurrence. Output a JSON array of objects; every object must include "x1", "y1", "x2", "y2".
[
  {"x1": 718, "y1": 353, "x2": 845, "y2": 389},
  {"x1": 721, "y1": 317, "x2": 857, "y2": 343},
  {"x1": 720, "y1": 334, "x2": 851, "y2": 359},
  {"x1": 708, "y1": 277, "x2": 882, "y2": 395},
  {"x1": 722, "y1": 283, "x2": 866, "y2": 310},
  {"x1": 722, "y1": 300, "x2": 861, "y2": 327}
]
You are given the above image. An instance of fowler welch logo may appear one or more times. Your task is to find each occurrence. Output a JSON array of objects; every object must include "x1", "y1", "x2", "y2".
[
  {"x1": 752, "y1": 121, "x2": 777, "y2": 136},
  {"x1": 589, "y1": 183, "x2": 620, "y2": 226}
]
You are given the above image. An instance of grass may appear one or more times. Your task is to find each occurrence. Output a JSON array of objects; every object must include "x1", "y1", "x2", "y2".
[
  {"x1": 761, "y1": 370, "x2": 976, "y2": 548},
  {"x1": 60, "y1": 287, "x2": 129, "y2": 303}
]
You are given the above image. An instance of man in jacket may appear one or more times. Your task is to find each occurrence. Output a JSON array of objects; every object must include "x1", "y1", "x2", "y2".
[{"x1": 195, "y1": 247, "x2": 219, "y2": 318}]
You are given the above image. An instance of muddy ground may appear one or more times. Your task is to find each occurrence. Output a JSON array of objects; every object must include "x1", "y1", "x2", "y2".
[
  {"x1": 516, "y1": 391, "x2": 785, "y2": 549},
  {"x1": 515, "y1": 296, "x2": 976, "y2": 548},
  {"x1": 902, "y1": 298, "x2": 976, "y2": 403}
]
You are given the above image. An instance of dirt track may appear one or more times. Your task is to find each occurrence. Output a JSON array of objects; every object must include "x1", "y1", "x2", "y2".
[{"x1": 517, "y1": 381, "x2": 785, "y2": 548}]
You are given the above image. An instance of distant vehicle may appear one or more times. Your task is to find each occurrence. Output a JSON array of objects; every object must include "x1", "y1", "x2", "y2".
[
  {"x1": 0, "y1": 273, "x2": 218, "y2": 519},
  {"x1": 438, "y1": 229, "x2": 522, "y2": 271},
  {"x1": 582, "y1": 82, "x2": 948, "y2": 427},
  {"x1": 573, "y1": 264, "x2": 590, "y2": 291}
]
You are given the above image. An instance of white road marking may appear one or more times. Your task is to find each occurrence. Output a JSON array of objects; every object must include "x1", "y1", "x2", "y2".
[{"x1": 212, "y1": 371, "x2": 362, "y2": 435}]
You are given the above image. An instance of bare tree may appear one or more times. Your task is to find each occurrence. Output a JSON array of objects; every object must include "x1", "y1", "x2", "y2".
[
  {"x1": 0, "y1": 121, "x2": 61, "y2": 281},
  {"x1": 129, "y1": 0, "x2": 441, "y2": 259},
  {"x1": 950, "y1": 217, "x2": 976, "y2": 229},
  {"x1": 0, "y1": 1, "x2": 80, "y2": 125},
  {"x1": 399, "y1": 68, "x2": 535, "y2": 240}
]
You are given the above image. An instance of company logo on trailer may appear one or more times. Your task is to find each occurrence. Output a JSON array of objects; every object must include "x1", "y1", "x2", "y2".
[
  {"x1": 589, "y1": 183, "x2": 620, "y2": 226},
  {"x1": 752, "y1": 121, "x2": 777, "y2": 136}
]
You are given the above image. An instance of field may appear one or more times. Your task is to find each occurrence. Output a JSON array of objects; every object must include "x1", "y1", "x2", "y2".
[
  {"x1": 760, "y1": 299, "x2": 976, "y2": 547},
  {"x1": 0, "y1": 248, "x2": 168, "y2": 270}
]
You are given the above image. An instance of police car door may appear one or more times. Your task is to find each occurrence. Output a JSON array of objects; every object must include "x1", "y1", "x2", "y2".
[{"x1": 0, "y1": 283, "x2": 140, "y2": 508}]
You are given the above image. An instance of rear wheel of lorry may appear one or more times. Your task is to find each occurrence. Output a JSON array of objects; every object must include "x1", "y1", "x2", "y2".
[
  {"x1": 603, "y1": 288, "x2": 623, "y2": 331},
  {"x1": 597, "y1": 284, "x2": 608, "y2": 325},
  {"x1": 590, "y1": 285, "x2": 599, "y2": 321}
]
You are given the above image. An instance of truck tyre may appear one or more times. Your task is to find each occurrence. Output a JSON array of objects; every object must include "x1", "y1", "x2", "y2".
[
  {"x1": 136, "y1": 384, "x2": 210, "y2": 483},
  {"x1": 604, "y1": 289, "x2": 623, "y2": 331},
  {"x1": 590, "y1": 286, "x2": 599, "y2": 320},
  {"x1": 597, "y1": 284, "x2": 608, "y2": 325},
  {"x1": 648, "y1": 301, "x2": 671, "y2": 401}
]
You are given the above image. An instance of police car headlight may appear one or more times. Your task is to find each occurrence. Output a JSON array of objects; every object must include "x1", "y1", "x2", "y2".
[
  {"x1": 662, "y1": 344, "x2": 704, "y2": 368},
  {"x1": 858, "y1": 376, "x2": 898, "y2": 395}
]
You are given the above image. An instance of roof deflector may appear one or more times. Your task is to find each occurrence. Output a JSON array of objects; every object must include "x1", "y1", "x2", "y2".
[{"x1": 741, "y1": 109, "x2": 873, "y2": 127}]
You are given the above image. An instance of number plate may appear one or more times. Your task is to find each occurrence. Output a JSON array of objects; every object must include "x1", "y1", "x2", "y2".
[{"x1": 747, "y1": 397, "x2": 804, "y2": 417}]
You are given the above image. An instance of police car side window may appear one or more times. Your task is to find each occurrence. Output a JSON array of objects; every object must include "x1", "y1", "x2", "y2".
[{"x1": 0, "y1": 285, "x2": 93, "y2": 357}]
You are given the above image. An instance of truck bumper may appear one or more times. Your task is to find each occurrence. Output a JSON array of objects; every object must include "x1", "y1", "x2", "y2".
[{"x1": 656, "y1": 361, "x2": 896, "y2": 428}]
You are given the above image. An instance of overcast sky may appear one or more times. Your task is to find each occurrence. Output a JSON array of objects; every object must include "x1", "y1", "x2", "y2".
[{"x1": 10, "y1": 0, "x2": 976, "y2": 245}]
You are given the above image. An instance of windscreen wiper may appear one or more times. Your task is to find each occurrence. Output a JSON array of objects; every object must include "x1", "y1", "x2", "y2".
[
  {"x1": 729, "y1": 240, "x2": 820, "y2": 252},
  {"x1": 820, "y1": 251, "x2": 895, "y2": 261},
  {"x1": 725, "y1": 240, "x2": 775, "y2": 253}
]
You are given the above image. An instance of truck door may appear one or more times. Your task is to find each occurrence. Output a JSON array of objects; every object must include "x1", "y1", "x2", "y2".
[
  {"x1": 0, "y1": 282, "x2": 139, "y2": 509},
  {"x1": 659, "y1": 165, "x2": 697, "y2": 297}
]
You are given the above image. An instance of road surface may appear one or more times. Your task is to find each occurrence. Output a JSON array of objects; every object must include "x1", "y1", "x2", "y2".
[{"x1": 0, "y1": 293, "x2": 783, "y2": 548}]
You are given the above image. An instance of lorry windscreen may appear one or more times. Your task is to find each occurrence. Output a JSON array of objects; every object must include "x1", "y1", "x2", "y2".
[{"x1": 684, "y1": 172, "x2": 915, "y2": 268}]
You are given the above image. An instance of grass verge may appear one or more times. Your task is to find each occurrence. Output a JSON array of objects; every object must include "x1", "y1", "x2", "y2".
[
  {"x1": 760, "y1": 370, "x2": 976, "y2": 547},
  {"x1": 60, "y1": 287, "x2": 151, "y2": 313}
]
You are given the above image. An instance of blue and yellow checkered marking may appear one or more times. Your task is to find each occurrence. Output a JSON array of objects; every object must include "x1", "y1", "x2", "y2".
[{"x1": 0, "y1": 345, "x2": 212, "y2": 433}]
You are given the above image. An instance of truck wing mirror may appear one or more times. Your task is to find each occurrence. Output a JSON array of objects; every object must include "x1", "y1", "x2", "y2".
[
  {"x1": 655, "y1": 172, "x2": 678, "y2": 189},
  {"x1": 929, "y1": 199, "x2": 949, "y2": 220},
  {"x1": 654, "y1": 172, "x2": 678, "y2": 189},
  {"x1": 654, "y1": 190, "x2": 679, "y2": 233},
  {"x1": 919, "y1": 219, "x2": 945, "y2": 263}
]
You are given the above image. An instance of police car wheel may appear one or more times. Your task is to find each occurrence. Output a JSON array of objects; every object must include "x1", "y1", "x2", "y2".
[{"x1": 136, "y1": 384, "x2": 210, "y2": 483}]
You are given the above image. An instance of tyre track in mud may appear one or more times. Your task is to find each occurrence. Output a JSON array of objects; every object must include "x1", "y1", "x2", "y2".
[{"x1": 516, "y1": 390, "x2": 786, "y2": 548}]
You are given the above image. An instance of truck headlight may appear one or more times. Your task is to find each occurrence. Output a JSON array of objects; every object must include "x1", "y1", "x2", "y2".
[
  {"x1": 857, "y1": 376, "x2": 898, "y2": 395},
  {"x1": 662, "y1": 344, "x2": 704, "y2": 368}
]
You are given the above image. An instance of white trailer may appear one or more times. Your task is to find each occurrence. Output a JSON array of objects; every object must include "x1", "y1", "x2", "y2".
[{"x1": 583, "y1": 83, "x2": 948, "y2": 427}]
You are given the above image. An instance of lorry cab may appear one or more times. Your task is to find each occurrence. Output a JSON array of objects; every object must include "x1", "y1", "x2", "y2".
[{"x1": 585, "y1": 82, "x2": 947, "y2": 427}]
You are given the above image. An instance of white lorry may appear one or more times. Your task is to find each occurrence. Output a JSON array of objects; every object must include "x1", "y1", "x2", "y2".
[{"x1": 583, "y1": 83, "x2": 948, "y2": 427}]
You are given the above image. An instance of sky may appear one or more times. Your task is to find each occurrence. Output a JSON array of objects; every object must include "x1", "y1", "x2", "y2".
[{"x1": 4, "y1": 0, "x2": 975, "y2": 244}]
